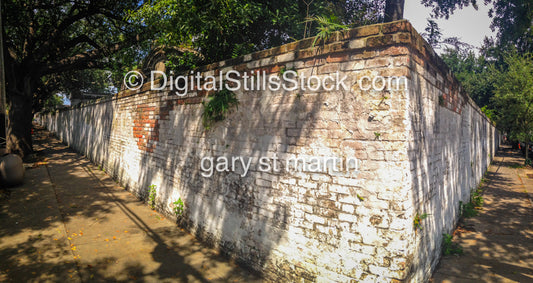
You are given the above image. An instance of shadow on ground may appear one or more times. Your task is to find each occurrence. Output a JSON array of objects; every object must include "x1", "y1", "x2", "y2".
[
  {"x1": 0, "y1": 126, "x2": 261, "y2": 282},
  {"x1": 431, "y1": 146, "x2": 533, "y2": 283}
]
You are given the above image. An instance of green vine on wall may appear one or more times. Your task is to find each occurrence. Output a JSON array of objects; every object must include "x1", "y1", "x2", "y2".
[{"x1": 201, "y1": 88, "x2": 239, "y2": 130}]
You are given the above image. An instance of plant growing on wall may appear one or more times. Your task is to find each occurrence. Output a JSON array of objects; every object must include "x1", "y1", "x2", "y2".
[
  {"x1": 173, "y1": 198, "x2": 184, "y2": 216},
  {"x1": 438, "y1": 95, "x2": 445, "y2": 106},
  {"x1": 148, "y1": 184, "x2": 157, "y2": 209},
  {"x1": 201, "y1": 88, "x2": 239, "y2": 130},
  {"x1": 307, "y1": 16, "x2": 348, "y2": 47},
  {"x1": 413, "y1": 212, "x2": 428, "y2": 230}
]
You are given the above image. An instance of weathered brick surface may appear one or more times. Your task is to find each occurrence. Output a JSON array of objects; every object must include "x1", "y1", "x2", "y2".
[{"x1": 37, "y1": 20, "x2": 498, "y2": 282}]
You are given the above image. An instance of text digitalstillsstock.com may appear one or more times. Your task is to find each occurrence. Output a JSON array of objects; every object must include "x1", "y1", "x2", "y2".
[
  {"x1": 124, "y1": 70, "x2": 409, "y2": 95},
  {"x1": 199, "y1": 155, "x2": 360, "y2": 177}
]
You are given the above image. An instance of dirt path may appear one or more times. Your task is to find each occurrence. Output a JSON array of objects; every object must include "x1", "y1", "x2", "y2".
[
  {"x1": 431, "y1": 145, "x2": 533, "y2": 283},
  {"x1": 0, "y1": 126, "x2": 261, "y2": 282}
]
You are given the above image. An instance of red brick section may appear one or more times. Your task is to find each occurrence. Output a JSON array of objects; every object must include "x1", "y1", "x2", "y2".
[
  {"x1": 132, "y1": 94, "x2": 208, "y2": 153},
  {"x1": 132, "y1": 103, "x2": 169, "y2": 153}
]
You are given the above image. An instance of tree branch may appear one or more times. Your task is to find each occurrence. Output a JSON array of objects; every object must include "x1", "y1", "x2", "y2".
[
  {"x1": 43, "y1": 33, "x2": 145, "y2": 75},
  {"x1": 61, "y1": 35, "x2": 103, "y2": 53}
]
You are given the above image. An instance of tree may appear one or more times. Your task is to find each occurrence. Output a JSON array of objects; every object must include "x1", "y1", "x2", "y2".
[
  {"x1": 492, "y1": 52, "x2": 533, "y2": 162},
  {"x1": 384, "y1": 0, "x2": 405, "y2": 22},
  {"x1": 129, "y1": 0, "x2": 384, "y2": 68},
  {"x1": 42, "y1": 94, "x2": 65, "y2": 113},
  {"x1": 2, "y1": 0, "x2": 147, "y2": 157},
  {"x1": 421, "y1": 0, "x2": 478, "y2": 18},
  {"x1": 422, "y1": 0, "x2": 533, "y2": 53},
  {"x1": 422, "y1": 19, "x2": 442, "y2": 47},
  {"x1": 441, "y1": 48, "x2": 495, "y2": 108},
  {"x1": 489, "y1": 0, "x2": 533, "y2": 53}
]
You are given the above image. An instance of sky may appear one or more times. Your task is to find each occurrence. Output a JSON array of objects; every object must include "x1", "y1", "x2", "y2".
[{"x1": 404, "y1": 1, "x2": 497, "y2": 53}]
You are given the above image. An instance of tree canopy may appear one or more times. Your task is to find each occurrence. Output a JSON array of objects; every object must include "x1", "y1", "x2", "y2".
[
  {"x1": 129, "y1": 0, "x2": 385, "y2": 67},
  {"x1": 1, "y1": 0, "x2": 147, "y2": 156},
  {"x1": 491, "y1": 52, "x2": 533, "y2": 162},
  {"x1": 422, "y1": 0, "x2": 533, "y2": 52}
]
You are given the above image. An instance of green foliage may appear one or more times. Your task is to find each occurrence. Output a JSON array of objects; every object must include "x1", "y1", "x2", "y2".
[
  {"x1": 438, "y1": 95, "x2": 445, "y2": 106},
  {"x1": 357, "y1": 194, "x2": 364, "y2": 201},
  {"x1": 201, "y1": 88, "x2": 239, "y2": 130},
  {"x1": 129, "y1": 0, "x2": 383, "y2": 64},
  {"x1": 279, "y1": 66, "x2": 296, "y2": 76},
  {"x1": 165, "y1": 52, "x2": 203, "y2": 74},
  {"x1": 441, "y1": 48, "x2": 496, "y2": 108},
  {"x1": 42, "y1": 94, "x2": 64, "y2": 113},
  {"x1": 148, "y1": 184, "x2": 157, "y2": 210},
  {"x1": 173, "y1": 198, "x2": 184, "y2": 216},
  {"x1": 3, "y1": 0, "x2": 145, "y2": 105},
  {"x1": 307, "y1": 16, "x2": 348, "y2": 46},
  {"x1": 460, "y1": 201, "x2": 477, "y2": 217},
  {"x1": 374, "y1": 132, "x2": 381, "y2": 139},
  {"x1": 492, "y1": 51, "x2": 533, "y2": 161},
  {"x1": 471, "y1": 188, "x2": 483, "y2": 207},
  {"x1": 424, "y1": 0, "x2": 532, "y2": 53},
  {"x1": 413, "y1": 213, "x2": 429, "y2": 230},
  {"x1": 481, "y1": 105, "x2": 495, "y2": 122},
  {"x1": 42, "y1": 69, "x2": 118, "y2": 107},
  {"x1": 460, "y1": 186, "x2": 484, "y2": 218},
  {"x1": 442, "y1": 233, "x2": 463, "y2": 256},
  {"x1": 487, "y1": 0, "x2": 533, "y2": 53},
  {"x1": 2, "y1": 0, "x2": 147, "y2": 156},
  {"x1": 129, "y1": 0, "x2": 263, "y2": 62}
]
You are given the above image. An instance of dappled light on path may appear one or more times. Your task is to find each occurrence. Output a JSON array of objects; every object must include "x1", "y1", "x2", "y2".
[
  {"x1": 0, "y1": 126, "x2": 260, "y2": 282},
  {"x1": 432, "y1": 146, "x2": 533, "y2": 282}
]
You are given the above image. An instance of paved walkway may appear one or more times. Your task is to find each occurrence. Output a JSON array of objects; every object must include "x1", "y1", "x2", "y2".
[
  {"x1": 0, "y1": 126, "x2": 260, "y2": 282},
  {"x1": 431, "y1": 145, "x2": 533, "y2": 282}
]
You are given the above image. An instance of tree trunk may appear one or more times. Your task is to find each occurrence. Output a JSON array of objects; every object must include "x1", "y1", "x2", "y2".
[
  {"x1": 384, "y1": 0, "x2": 405, "y2": 22},
  {"x1": 6, "y1": 75, "x2": 35, "y2": 158}
]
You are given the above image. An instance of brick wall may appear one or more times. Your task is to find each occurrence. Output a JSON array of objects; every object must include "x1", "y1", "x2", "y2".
[{"x1": 38, "y1": 20, "x2": 499, "y2": 282}]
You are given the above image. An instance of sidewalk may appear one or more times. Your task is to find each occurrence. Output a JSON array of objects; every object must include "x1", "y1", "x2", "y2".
[
  {"x1": 431, "y1": 145, "x2": 533, "y2": 282},
  {"x1": 0, "y1": 126, "x2": 261, "y2": 282}
]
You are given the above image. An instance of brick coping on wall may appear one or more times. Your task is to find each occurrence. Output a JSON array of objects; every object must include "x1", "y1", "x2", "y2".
[{"x1": 64, "y1": 19, "x2": 493, "y2": 126}]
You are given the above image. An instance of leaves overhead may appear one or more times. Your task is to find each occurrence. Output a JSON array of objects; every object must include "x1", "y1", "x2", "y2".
[
  {"x1": 129, "y1": 0, "x2": 384, "y2": 66},
  {"x1": 2, "y1": 0, "x2": 149, "y2": 103},
  {"x1": 441, "y1": 48, "x2": 495, "y2": 108}
]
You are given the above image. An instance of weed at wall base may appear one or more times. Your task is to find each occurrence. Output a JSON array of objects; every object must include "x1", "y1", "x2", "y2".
[
  {"x1": 173, "y1": 198, "x2": 184, "y2": 216},
  {"x1": 148, "y1": 184, "x2": 157, "y2": 209},
  {"x1": 442, "y1": 233, "x2": 463, "y2": 256}
]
